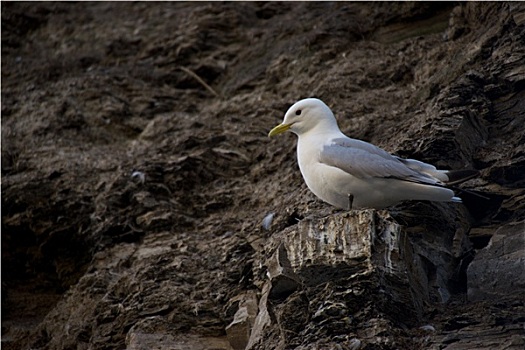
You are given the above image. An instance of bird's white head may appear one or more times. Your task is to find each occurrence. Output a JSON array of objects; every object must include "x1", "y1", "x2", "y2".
[{"x1": 268, "y1": 98, "x2": 339, "y2": 137}]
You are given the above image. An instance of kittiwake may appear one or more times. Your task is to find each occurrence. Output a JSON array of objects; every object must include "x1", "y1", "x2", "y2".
[{"x1": 268, "y1": 98, "x2": 477, "y2": 210}]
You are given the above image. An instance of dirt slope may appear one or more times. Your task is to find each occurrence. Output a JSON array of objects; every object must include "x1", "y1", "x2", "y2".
[{"x1": 2, "y1": 2, "x2": 524, "y2": 349}]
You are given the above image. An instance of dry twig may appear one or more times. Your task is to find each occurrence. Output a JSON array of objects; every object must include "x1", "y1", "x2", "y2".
[{"x1": 178, "y1": 66, "x2": 221, "y2": 98}]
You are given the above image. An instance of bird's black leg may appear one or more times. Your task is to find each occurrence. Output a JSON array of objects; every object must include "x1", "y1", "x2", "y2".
[{"x1": 348, "y1": 194, "x2": 354, "y2": 210}]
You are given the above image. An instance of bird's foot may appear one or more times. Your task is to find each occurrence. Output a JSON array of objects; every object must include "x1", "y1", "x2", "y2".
[{"x1": 348, "y1": 193, "x2": 354, "y2": 211}]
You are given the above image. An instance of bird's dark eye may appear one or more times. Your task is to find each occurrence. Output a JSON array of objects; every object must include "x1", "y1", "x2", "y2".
[{"x1": 295, "y1": 109, "x2": 302, "y2": 116}]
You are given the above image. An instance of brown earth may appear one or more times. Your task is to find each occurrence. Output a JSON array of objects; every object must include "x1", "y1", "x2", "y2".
[{"x1": 2, "y1": 2, "x2": 524, "y2": 350}]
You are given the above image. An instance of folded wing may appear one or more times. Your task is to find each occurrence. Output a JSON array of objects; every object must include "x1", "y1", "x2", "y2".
[{"x1": 319, "y1": 138, "x2": 442, "y2": 186}]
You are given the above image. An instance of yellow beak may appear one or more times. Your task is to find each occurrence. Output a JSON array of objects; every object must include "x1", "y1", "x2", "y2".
[{"x1": 268, "y1": 123, "x2": 292, "y2": 137}]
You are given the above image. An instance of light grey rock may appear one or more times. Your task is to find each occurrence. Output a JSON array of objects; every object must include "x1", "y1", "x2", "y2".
[{"x1": 249, "y1": 210, "x2": 439, "y2": 349}]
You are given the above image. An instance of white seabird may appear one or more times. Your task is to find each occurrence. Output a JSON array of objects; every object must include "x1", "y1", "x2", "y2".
[{"x1": 268, "y1": 98, "x2": 477, "y2": 209}]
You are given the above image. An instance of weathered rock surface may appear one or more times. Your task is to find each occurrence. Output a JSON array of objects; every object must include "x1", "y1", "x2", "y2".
[
  {"x1": 226, "y1": 291, "x2": 259, "y2": 350},
  {"x1": 468, "y1": 222, "x2": 525, "y2": 301},
  {"x1": 2, "y1": 2, "x2": 524, "y2": 350},
  {"x1": 248, "y1": 210, "x2": 425, "y2": 349}
]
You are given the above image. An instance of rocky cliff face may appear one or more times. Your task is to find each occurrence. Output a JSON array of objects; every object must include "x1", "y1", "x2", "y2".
[{"x1": 2, "y1": 2, "x2": 524, "y2": 350}]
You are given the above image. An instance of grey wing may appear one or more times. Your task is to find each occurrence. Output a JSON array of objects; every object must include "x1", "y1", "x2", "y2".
[
  {"x1": 394, "y1": 157, "x2": 449, "y2": 182},
  {"x1": 319, "y1": 138, "x2": 440, "y2": 185}
]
